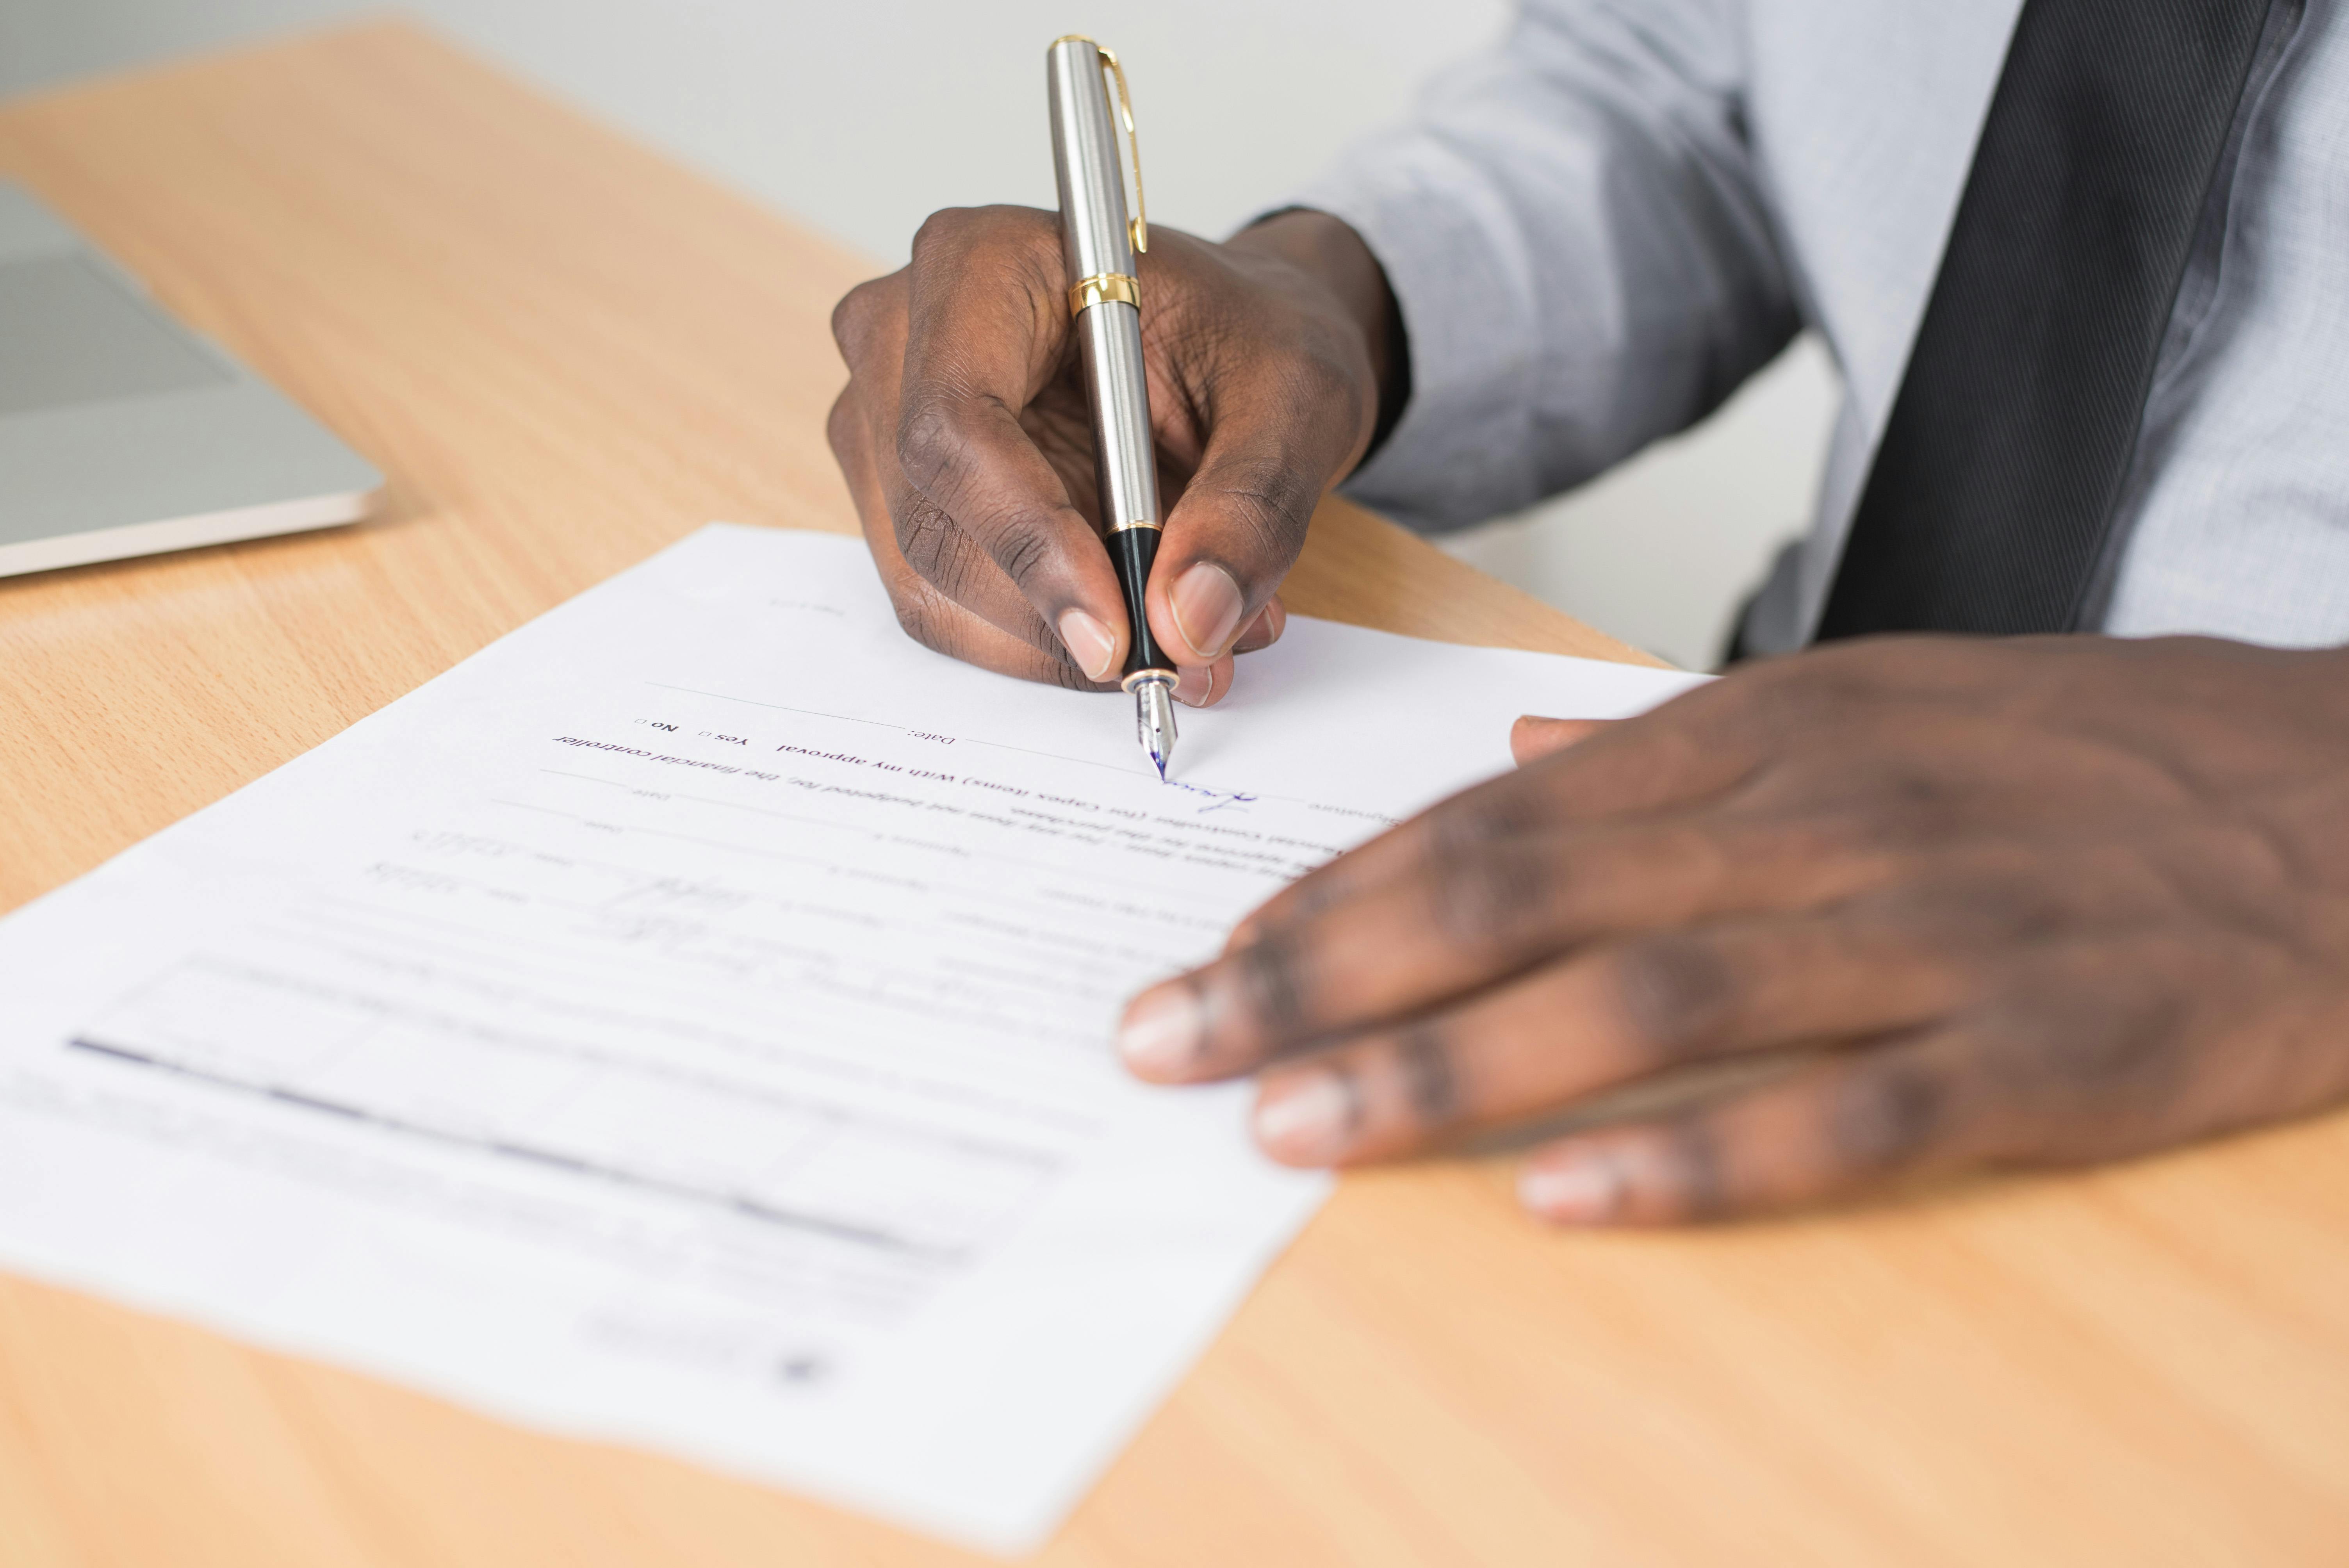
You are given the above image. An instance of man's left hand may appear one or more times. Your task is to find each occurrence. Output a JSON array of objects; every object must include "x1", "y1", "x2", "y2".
[{"x1": 1116, "y1": 635, "x2": 2349, "y2": 1223}]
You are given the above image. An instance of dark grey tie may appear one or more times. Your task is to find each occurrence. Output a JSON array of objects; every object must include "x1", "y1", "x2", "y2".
[{"x1": 1814, "y1": 0, "x2": 2288, "y2": 640}]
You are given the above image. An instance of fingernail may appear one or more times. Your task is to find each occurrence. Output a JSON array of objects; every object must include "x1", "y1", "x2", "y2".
[
  {"x1": 1169, "y1": 562, "x2": 1244, "y2": 661},
  {"x1": 1174, "y1": 664, "x2": 1213, "y2": 706},
  {"x1": 1058, "y1": 608, "x2": 1117, "y2": 681},
  {"x1": 1518, "y1": 1153, "x2": 1622, "y2": 1224},
  {"x1": 1117, "y1": 985, "x2": 1204, "y2": 1076},
  {"x1": 1252, "y1": 1073, "x2": 1356, "y2": 1162},
  {"x1": 1233, "y1": 599, "x2": 1287, "y2": 653}
]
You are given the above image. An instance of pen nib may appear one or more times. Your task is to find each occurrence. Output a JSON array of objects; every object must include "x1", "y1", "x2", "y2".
[{"x1": 1132, "y1": 675, "x2": 1177, "y2": 781}]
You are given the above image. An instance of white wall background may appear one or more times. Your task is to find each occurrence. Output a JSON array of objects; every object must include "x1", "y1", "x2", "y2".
[{"x1": 1, "y1": 0, "x2": 1837, "y2": 669}]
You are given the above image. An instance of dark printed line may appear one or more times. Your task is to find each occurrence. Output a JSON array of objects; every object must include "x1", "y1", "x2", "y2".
[{"x1": 64, "y1": 1037, "x2": 942, "y2": 1260}]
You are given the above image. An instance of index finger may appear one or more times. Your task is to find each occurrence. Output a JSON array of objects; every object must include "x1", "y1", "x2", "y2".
[
  {"x1": 1119, "y1": 807, "x2": 1878, "y2": 1085},
  {"x1": 1236, "y1": 690, "x2": 1756, "y2": 944},
  {"x1": 893, "y1": 207, "x2": 1135, "y2": 679}
]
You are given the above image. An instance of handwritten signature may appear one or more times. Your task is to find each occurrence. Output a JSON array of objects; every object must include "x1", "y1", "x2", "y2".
[{"x1": 1164, "y1": 779, "x2": 1258, "y2": 814}]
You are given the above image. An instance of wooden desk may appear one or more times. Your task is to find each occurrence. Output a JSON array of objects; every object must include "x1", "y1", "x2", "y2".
[{"x1": 0, "y1": 25, "x2": 2343, "y2": 1566}]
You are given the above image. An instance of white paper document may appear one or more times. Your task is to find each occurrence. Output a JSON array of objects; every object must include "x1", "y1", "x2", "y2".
[{"x1": 0, "y1": 526, "x2": 1701, "y2": 1552}]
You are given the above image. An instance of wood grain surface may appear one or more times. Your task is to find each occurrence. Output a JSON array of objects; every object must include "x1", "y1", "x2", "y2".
[{"x1": 0, "y1": 23, "x2": 2343, "y2": 1567}]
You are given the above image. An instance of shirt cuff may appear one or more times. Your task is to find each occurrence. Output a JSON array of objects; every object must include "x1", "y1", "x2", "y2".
[{"x1": 1277, "y1": 139, "x2": 1547, "y2": 533}]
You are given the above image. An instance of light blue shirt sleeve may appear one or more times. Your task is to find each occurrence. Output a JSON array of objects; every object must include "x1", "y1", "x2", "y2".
[{"x1": 1289, "y1": 0, "x2": 1799, "y2": 533}]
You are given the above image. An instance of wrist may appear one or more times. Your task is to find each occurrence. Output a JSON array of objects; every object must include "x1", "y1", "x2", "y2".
[{"x1": 1229, "y1": 209, "x2": 1411, "y2": 461}]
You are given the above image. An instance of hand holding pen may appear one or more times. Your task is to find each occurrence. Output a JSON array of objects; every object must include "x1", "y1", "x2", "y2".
[{"x1": 823, "y1": 42, "x2": 1403, "y2": 760}]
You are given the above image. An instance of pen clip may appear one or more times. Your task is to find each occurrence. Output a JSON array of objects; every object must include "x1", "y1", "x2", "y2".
[{"x1": 1094, "y1": 45, "x2": 1148, "y2": 254}]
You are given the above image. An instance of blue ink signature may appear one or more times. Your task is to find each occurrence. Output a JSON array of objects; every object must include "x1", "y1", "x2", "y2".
[{"x1": 1164, "y1": 779, "x2": 1258, "y2": 814}]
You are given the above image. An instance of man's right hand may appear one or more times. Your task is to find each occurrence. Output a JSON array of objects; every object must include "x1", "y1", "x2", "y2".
[{"x1": 826, "y1": 206, "x2": 1398, "y2": 706}]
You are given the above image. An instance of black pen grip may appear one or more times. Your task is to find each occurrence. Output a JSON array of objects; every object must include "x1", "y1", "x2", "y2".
[{"x1": 1110, "y1": 527, "x2": 1172, "y2": 678}]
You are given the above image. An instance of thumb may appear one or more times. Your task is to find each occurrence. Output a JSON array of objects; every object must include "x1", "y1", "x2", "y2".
[
  {"x1": 1148, "y1": 439, "x2": 1327, "y2": 667},
  {"x1": 1511, "y1": 715, "x2": 1615, "y2": 766}
]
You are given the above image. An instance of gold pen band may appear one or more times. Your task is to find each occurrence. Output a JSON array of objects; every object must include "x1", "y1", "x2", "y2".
[
  {"x1": 1108, "y1": 518, "x2": 1160, "y2": 533},
  {"x1": 1069, "y1": 272, "x2": 1140, "y2": 315}
]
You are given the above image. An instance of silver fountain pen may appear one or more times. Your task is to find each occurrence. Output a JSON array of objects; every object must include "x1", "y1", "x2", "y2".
[{"x1": 1046, "y1": 36, "x2": 1178, "y2": 780}]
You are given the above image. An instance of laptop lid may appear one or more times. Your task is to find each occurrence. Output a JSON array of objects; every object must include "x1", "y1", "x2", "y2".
[{"x1": 0, "y1": 180, "x2": 380, "y2": 578}]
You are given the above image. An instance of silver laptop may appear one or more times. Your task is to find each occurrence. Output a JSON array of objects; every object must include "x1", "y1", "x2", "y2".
[{"x1": 0, "y1": 180, "x2": 378, "y2": 578}]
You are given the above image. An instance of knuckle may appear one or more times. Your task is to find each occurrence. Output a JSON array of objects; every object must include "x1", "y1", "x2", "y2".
[
  {"x1": 1792, "y1": 637, "x2": 1937, "y2": 694},
  {"x1": 895, "y1": 393, "x2": 968, "y2": 495},
  {"x1": 1611, "y1": 934, "x2": 1742, "y2": 1062},
  {"x1": 911, "y1": 205, "x2": 1054, "y2": 277},
  {"x1": 893, "y1": 495, "x2": 975, "y2": 593},
  {"x1": 1653, "y1": 1118, "x2": 1728, "y2": 1221},
  {"x1": 1428, "y1": 786, "x2": 1545, "y2": 856},
  {"x1": 908, "y1": 205, "x2": 979, "y2": 263},
  {"x1": 925, "y1": 208, "x2": 1066, "y2": 319},
  {"x1": 1836, "y1": 761, "x2": 1972, "y2": 847},
  {"x1": 1731, "y1": 658, "x2": 1871, "y2": 737},
  {"x1": 1866, "y1": 865, "x2": 2073, "y2": 948},
  {"x1": 1830, "y1": 1058, "x2": 1948, "y2": 1172},
  {"x1": 988, "y1": 512, "x2": 1059, "y2": 588},
  {"x1": 1425, "y1": 839, "x2": 1552, "y2": 950},
  {"x1": 825, "y1": 387, "x2": 864, "y2": 466},
  {"x1": 1225, "y1": 929, "x2": 1310, "y2": 1039},
  {"x1": 1981, "y1": 968, "x2": 2192, "y2": 1115},
  {"x1": 1419, "y1": 793, "x2": 1559, "y2": 949},
  {"x1": 888, "y1": 581, "x2": 961, "y2": 660},
  {"x1": 1392, "y1": 1025, "x2": 1462, "y2": 1129},
  {"x1": 829, "y1": 277, "x2": 896, "y2": 357},
  {"x1": 1960, "y1": 880, "x2": 2074, "y2": 943}
]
